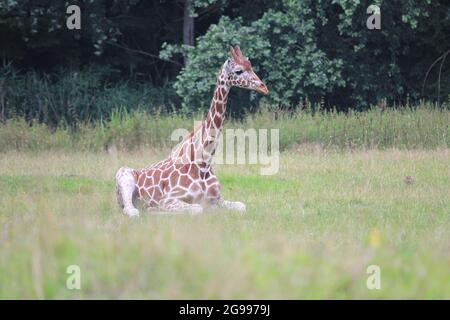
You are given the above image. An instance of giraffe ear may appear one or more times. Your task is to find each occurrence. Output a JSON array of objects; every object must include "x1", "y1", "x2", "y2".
[{"x1": 223, "y1": 59, "x2": 232, "y2": 74}]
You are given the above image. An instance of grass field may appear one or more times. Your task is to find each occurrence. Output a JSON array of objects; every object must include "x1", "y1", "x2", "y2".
[
  {"x1": 1, "y1": 147, "x2": 449, "y2": 299},
  {"x1": 1, "y1": 105, "x2": 449, "y2": 152}
]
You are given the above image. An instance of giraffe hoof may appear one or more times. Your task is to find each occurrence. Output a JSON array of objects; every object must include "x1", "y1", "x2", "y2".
[
  {"x1": 123, "y1": 207, "x2": 140, "y2": 218},
  {"x1": 233, "y1": 202, "x2": 246, "y2": 212},
  {"x1": 189, "y1": 204, "x2": 203, "y2": 215}
]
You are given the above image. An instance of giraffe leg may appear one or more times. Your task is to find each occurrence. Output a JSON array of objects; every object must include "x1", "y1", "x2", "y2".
[
  {"x1": 205, "y1": 174, "x2": 246, "y2": 212},
  {"x1": 115, "y1": 166, "x2": 139, "y2": 217},
  {"x1": 217, "y1": 199, "x2": 246, "y2": 212},
  {"x1": 159, "y1": 198, "x2": 203, "y2": 215}
]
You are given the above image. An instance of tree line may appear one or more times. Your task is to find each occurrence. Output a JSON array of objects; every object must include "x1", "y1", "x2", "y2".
[{"x1": 0, "y1": 0, "x2": 449, "y2": 124}]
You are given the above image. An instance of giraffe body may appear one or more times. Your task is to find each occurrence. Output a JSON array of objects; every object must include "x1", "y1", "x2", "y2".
[{"x1": 115, "y1": 46, "x2": 267, "y2": 216}]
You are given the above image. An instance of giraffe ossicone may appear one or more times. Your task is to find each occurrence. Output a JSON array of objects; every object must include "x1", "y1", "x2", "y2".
[{"x1": 115, "y1": 45, "x2": 268, "y2": 216}]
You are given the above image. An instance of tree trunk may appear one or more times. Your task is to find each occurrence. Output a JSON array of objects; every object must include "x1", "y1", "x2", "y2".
[{"x1": 183, "y1": 0, "x2": 194, "y2": 65}]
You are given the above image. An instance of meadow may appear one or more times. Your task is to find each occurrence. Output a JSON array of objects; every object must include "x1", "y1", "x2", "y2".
[
  {"x1": 1, "y1": 104, "x2": 449, "y2": 152},
  {"x1": 0, "y1": 106, "x2": 449, "y2": 299}
]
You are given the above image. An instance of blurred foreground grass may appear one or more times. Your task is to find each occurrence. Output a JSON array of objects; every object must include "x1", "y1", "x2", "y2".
[{"x1": 0, "y1": 148, "x2": 449, "y2": 299}]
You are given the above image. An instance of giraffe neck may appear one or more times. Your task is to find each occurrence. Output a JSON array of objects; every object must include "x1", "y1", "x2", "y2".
[
  {"x1": 200, "y1": 69, "x2": 230, "y2": 162},
  {"x1": 205, "y1": 71, "x2": 230, "y2": 137},
  {"x1": 170, "y1": 66, "x2": 230, "y2": 165}
]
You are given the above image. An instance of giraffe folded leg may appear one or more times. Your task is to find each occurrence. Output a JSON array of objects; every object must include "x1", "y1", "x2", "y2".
[
  {"x1": 115, "y1": 166, "x2": 139, "y2": 217},
  {"x1": 204, "y1": 180, "x2": 246, "y2": 212},
  {"x1": 217, "y1": 199, "x2": 246, "y2": 212},
  {"x1": 159, "y1": 198, "x2": 203, "y2": 215}
]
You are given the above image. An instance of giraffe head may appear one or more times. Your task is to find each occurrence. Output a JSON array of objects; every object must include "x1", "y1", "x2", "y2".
[{"x1": 223, "y1": 45, "x2": 268, "y2": 95}]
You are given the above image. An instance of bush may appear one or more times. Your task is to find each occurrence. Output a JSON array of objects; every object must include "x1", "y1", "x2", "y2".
[
  {"x1": 161, "y1": 0, "x2": 450, "y2": 112},
  {"x1": 0, "y1": 64, "x2": 179, "y2": 127}
]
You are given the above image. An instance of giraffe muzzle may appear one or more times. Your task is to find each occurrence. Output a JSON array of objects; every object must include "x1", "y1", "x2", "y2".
[{"x1": 256, "y1": 82, "x2": 269, "y2": 95}]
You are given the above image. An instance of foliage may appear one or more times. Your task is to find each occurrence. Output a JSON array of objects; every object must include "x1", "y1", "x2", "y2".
[
  {"x1": 0, "y1": 0, "x2": 275, "y2": 87},
  {"x1": 1, "y1": 0, "x2": 450, "y2": 118},
  {"x1": 162, "y1": 0, "x2": 450, "y2": 111},
  {"x1": 0, "y1": 0, "x2": 122, "y2": 62},
  {"x1": 162, "y1": 17, "x2": 263, "y2": 114},
  {"x1": 0, "y1": 64, "x2": 178, "y2": 126}
]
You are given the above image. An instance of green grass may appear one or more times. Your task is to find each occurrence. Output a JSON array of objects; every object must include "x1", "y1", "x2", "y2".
[
  {"x1": 0, "y1": 148, "x2": 449, "y2": 299},
  {"x1": 0, "y1": 104, "x2": 449, "y2": 152}
]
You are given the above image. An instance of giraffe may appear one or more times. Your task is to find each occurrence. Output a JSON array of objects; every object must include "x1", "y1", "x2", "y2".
[{"x1": 115, "y1": 45, "x2": 268, "y2": 216}]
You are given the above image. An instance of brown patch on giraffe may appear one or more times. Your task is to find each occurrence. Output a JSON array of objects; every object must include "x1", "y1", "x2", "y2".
[
  {"x1": 216, "y1": 102, "x2": 224, "y2": 114},
  {"x1": 161, "y1": 168, "x2": 171, "y2": 180},
  {"x1": 213, "y1": 115, "x2": 222, "y2": 128},
  {"x1": 206, "y1": 175, "x2": 218, "y2": 187},
  {"x1": 179, "y1": 174, "x2": 192, "y2": 188},
  {"x1": 189, "y1": 182, "x2": 204, "y2": 201},
  {"x1": 169, "y1": 171, "x2": 180, "y2": 187},
  {"x1": 188, "y1": 164, "x2": 200, "y2": 180},
  {"x1": 140, "y1": 188, "x2": 151, "y2": 201},
  {"x1": 143, "y1": 176, "x2": 154, "y2": 188},
  {"x1": 199, "y1": 169, "x2": 209, "y2": 180},
  {"x1": 188, "y1": 139, "x2": 196, "y2": 162},
  {"x1": 179, "y1": 164, "x2": 190, "y2": 174},
  {"x1": 206, "y1": 184, "x2": 219, "y2": 199},
  {"x1": 132, "y1": 169, "x2": 139, "y2": 181},
  {"x1": 153, "y1": 187, "x2": 162, "y2": 201},
  {"x1": 160, "y1": 178, "x2": 169, "y2": 193},
  {"x1": 137, "y1": 173, "x2": 146, "y2": 186},
  {"x1": 146, "y1": 186, "x2": 155, "y2": 199},
  {"x1": 153, "y1": 169, "x2": 161, "y2": 182}
]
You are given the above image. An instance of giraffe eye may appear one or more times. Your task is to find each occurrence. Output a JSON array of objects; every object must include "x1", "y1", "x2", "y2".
[{"x1": 235, "y1": 70, "x2": 243, "y2": 75}]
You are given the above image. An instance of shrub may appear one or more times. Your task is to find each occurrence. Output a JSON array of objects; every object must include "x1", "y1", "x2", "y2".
[
  {"x1": 0, "y1": 64, "x2": 179, "y2": 127},
  {"x1": 161, "y1": 0, "x2": 450, "y2": 112}
]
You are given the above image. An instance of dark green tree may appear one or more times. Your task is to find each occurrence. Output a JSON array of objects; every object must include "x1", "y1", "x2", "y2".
[{"x1": 162, "y1": 0, "x2": 450, "y2": 111}]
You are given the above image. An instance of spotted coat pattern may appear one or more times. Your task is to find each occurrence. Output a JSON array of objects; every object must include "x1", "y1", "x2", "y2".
[{"x1": 115, "y1": 46, "x2": 268, "y2": 216}]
